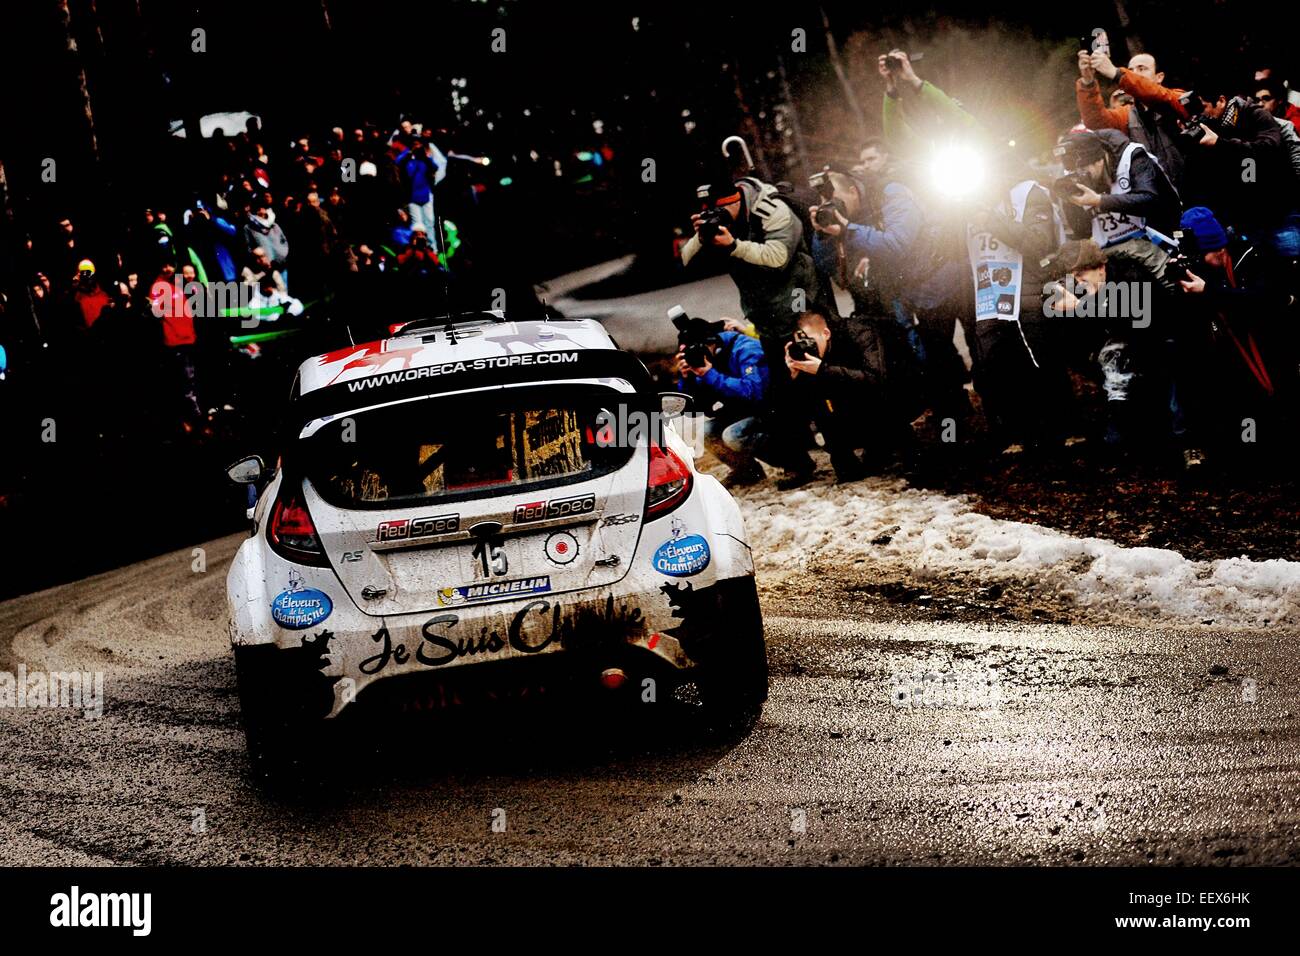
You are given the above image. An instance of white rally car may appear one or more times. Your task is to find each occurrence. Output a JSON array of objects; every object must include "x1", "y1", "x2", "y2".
[{"x1": 226, "y1": 312, "x2": 766, "y2": 776}]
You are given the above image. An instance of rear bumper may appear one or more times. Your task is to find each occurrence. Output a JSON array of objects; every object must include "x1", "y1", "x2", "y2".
[{"x1": 237, "y1": 573, "x2": 759, "y2": 720}]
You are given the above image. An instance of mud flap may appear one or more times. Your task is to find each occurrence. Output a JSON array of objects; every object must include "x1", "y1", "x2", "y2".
[
  {"x1": 233, "y1": 636, "x2": 339, "y2": 780},
  {"x1": 659, "y1": 575, "x2": 768, "y2": 733}
]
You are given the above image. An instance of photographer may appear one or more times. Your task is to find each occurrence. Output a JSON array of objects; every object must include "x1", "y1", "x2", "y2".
[
  {"x1": 962, "y1": 173, "x2": 1074, "y2": 450},
  {"x1": 1253, "y1": 83, "x2": 1300, "y2": 180},
  {"x1": 1055, "y1": 130, "x2": 1181, "y2": 249},
  {"x1": 1174, "y1": 207, "x2": 1298, "y2": 422},
  {"x1": 1076, "y1": 49, "x2": 1188, "y2": 190},
  {"x1": 672, "y1": 312, "x2": 772, "y2": 488},
  {"x1": 1046, "y1": 237, "x2": 1195, "y2": 463},
  {"x1": 784, "y1": 307, "x2": 923, "y2": 482},
  {"x1": 808, "y1": 169, "x2": 920, "y2": 318},
  {"x1": 681, "y1": 177, "x2": 824, "y2": 344},
  {"x1": 1179, "y1": 79, "x2": 1295, "y2": 260},
  {"x1": 396, "y1": 223, "x2": 442, "y2": 277},
  {"x1": 877, "y1": 50, "x2": 979, "y2": 162},
  {"x1": 682, "y1": 176, "x2": 825, "y2": 486}
]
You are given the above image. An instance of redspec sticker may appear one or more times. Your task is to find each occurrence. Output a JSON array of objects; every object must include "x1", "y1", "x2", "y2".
[
  {"x1": 513, "y1": 494, "x2": 596, "y2": 524},
  {"x1": 377, "y1": 513, "x2": 460, "y2": 542},
  {"x1": 544, "y1": 531, "x2": 580, "y2": 565}
]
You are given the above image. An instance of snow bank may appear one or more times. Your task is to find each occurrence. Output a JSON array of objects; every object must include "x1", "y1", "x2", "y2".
[{"x1": 736, "y1": 475, "x2": 1300, "y2": 628}]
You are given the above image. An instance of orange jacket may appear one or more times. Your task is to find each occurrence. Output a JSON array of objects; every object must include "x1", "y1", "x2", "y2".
[{"x1": 1076, "y1": 69, "x2": 1188, "y2": 130}]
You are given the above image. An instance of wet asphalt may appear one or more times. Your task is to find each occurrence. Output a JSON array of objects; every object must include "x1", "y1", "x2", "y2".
[{"x1": 1, "y1": 532, "x2": 1297, "y2": 865}]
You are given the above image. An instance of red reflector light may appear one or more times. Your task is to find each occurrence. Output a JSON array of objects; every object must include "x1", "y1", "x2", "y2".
[
  {"x1": 268, "y1": 485, "x2": 329, "y2": 567},
  {"x1": 600, "y1": 668, "x2": 627, "y2": 690},
  {"x1": 646, "y1": 442, "x2": 692, "y2": 519}
]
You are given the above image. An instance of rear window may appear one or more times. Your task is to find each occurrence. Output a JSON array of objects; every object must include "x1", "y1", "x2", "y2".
[{"x1": 301, "y1": 387, "x2": 636, "y2": 509}]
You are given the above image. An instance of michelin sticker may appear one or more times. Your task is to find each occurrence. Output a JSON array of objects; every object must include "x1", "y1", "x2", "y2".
[
  {"x1": 654, "y1": 520, "x2": 711, "y2": 577},
  {"x1": 271, "y1": 572, "x2": 334, "y2": 629},
  {"x1": 438, "y1": 575, "x2": 552, "y2": 607}
]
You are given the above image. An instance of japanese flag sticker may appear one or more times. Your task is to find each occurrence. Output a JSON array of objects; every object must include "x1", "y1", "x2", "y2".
[{"x1": 544, "y1": 531, "x2": 580, "y2": 565}]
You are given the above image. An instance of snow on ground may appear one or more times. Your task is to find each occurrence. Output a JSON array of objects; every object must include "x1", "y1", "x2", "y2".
[{"x1": 730, "y1": 472, "x2": 1300, "y2": 630}]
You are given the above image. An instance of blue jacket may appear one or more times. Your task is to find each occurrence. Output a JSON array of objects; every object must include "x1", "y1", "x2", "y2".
[
  {"x1": 209, "y1": 214, "x2": 241, "y2": 282},
  {"x1": 397, "y1": 144, "x2": 447, "y2": 205},
  {"x1": 677, "y1": 330, "x2": 769, "y2": 411},
  {"x1": 812, "y1": 181, "x2": 962, "y2": 311}
]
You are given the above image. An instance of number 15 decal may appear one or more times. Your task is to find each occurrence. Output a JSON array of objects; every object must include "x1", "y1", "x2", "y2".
[{"x1": 472, "y1": 538, "x2": 508, "y2": 577}]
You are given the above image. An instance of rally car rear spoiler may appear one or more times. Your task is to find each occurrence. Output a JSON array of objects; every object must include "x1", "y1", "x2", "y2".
[{"x1": 286, "y1": 346, "x2": 656, "y2": 436}]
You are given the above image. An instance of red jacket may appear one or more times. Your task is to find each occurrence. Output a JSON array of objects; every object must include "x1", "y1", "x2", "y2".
[
  {"x1": 74, "y1": 285, "x2": 111, "y2": 329},
  {"x1": 1077, "y1": 69, "x2": 1189, "y2": 130},
  {"x1": 150, "y1": 277, "x2": 197, "y2": 348}
]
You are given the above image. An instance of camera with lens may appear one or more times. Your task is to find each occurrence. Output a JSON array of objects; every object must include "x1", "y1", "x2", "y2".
[
  {"x1": 808, "y1": 169, "x2": 848, "y2": 228},
  {"x1": 788, "y1": 328, "x2": 820, "y2": 361},
  {"x1": 1050, "y1": 171, "x2": 1087, "y2": 200},
  {"x1": 883, "y1": 51, "x2": 922, "y2": 73},
  {"x1": 1166, "y1": 252, "x2": 1198, "y2": 283},
  {"x1": 697, "y1": 206, "x2": 732, "y2": 243},
  {"x1": 683, "y1": 339, "x2": 712, "y2": 367},
  {"x1": 695, "y1": 184, "x2": 736, "y2": 243},
  {"x1": 669, "y1": 304, "x2": 721, "y2": 369},
  {"x1": 1175, "y1": 91, "x2": 1210, "y2": 143},
  {"x1": 991, "y1": 266, "x2": 1013, "y2": 286}
]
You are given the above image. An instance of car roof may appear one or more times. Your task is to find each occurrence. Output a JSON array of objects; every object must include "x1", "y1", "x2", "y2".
[{"x1": 298, "y1": 314, "x2": 617, "y2": 396}]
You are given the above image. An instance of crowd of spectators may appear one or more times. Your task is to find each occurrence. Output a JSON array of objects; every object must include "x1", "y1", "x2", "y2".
[{"x1": 675, "y1": 46, "x2": 1300, "y2": 486}]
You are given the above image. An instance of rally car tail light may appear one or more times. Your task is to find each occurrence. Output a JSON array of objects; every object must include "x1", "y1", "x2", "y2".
[
  {"x1": 268, "y1": 484, "x2": 330, "y2": 567},
  {"x1": 646, "y1": 442, "x2": 692, "y2": 520}
]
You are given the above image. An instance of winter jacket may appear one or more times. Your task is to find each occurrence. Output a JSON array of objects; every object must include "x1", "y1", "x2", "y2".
[
  {"x1": 73, "y1": 283, "x2": 111, "y2": 329},
  {"x1": 1091, "y1": 129, "x2": 1182, "y2": 240},
  {"x1": 192, "y1": 212, "x2": 241, "y2": 283},
  {"x1": 240, "y1": 266, "x2": 286, "y2": 294},
  {"x1": 792, "y1": 316, "x2": 924, "y2": 439},
  {"x1": 1076, "y1": 71, "x2": 1188, "y2": 189},
  {"x1": 397, "y1": 143, "x2": 447, "y2": 205},
  {"x1": 680, "y1": 179, "x2": 824, "y2": 340},
  {"x1": 1276, "y1": 116, "x2": 1300, "y2": 180},
  {"x1": 877, "y1": 80, "x2": 990, "y2": 311},
  {"x1": 676, "y1": 330, "x2": 769, "y2": 416},
  {"x1": 243, "y1": 211, "x2": 290, "y2": 268},
  {"x1": 1186, "y1": 100, "x2": 1290, "y2": 231},
  {"x1": 150, "y1": 277, "x2": 196, "y2": 348},
  {"x1": 974, "y1": 180, "x2": 1061, "y2": 317},
  {"x1": 881, "y1": 80, "x2": 979, "y2": 162},
  {"x1": 813, "y1": 182, "x2": 922, "y2": 308}
]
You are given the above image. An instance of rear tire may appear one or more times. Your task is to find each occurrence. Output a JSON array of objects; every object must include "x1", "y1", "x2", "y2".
[
  {"x1": 691, "y1": 575, "x2": 769, "y2": 738},
  {"x1": 233, "y1": 645, "x2": 328, "y2": 785}
]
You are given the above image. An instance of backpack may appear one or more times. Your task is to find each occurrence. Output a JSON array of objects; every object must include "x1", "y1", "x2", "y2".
[{"x1": 737, "y1": 175, "x2": 839, "y2": 316}]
